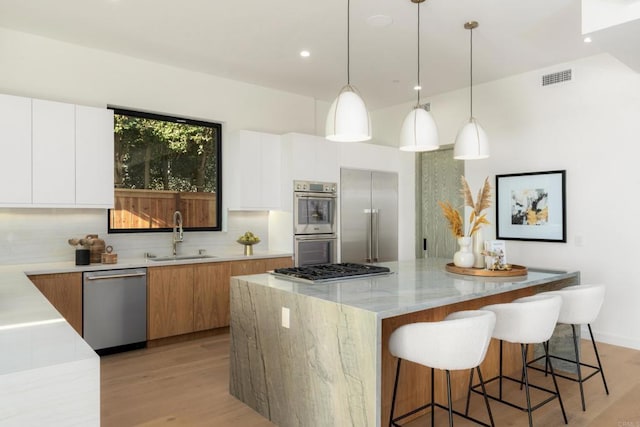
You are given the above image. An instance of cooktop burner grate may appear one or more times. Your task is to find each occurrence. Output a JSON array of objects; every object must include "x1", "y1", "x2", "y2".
[{"x1": 272, "y1": 263, "x2": 391, "y2": 283}]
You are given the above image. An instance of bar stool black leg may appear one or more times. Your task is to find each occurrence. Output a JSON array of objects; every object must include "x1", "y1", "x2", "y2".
[
  {"x1": 389, "y1": 359, "x2": 401, "y2": 427},
  {"x1": 476, "y1": 366, "x2": 495, "y2": 427},
  {"x1": 588, "y1": 324, "x2": 610, "y2": 395},
  {"x1": 431, "y1": 367, "x2": 436, "y2": 426},
  {"x1": 465, "y1": 368, "x2": 475, "y2": 415},
  {"x1": 571, "y1": 324, "x2": 586, "y2": 411},
  {"x1": 521, "y1": 344, "x2": 534, "y2": 427},
  {"x1": 544, "y1": 341, "x2": 568, "y2": 424},
  {"x1": 499, "y1": 340, "x2": 504, "y2": 400},
  {"x1": 520, "y1": 343, "x2": 528, "y2": 390},
  {"x1": 446, "y1": 370, "x2": 454, "y2": 427}
]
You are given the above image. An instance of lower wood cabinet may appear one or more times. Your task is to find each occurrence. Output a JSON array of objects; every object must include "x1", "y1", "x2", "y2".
[
  {"x1": 264, "y1": 256, "x2": 294, "y2": 271},
  {"x1": 26, "y1": 257, "x2": 294, "y2": 343},
  {"x1": 28, "y1": 272, "x2": 83, "y2": 335},
  {"x1": 147, "y1": 265, "x2": 194, "y2": 340},
  {"x1": 148, "y1": 257, "x2": 292, "y2": 340},
  {"x1": 230, "y1": 256, "x2": 293, "y2": 276},
  {"x1": 194, "y1": 262, "x2": 231, "y2": 331}
]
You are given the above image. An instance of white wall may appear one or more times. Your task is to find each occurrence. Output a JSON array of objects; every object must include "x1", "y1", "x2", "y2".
[
  {"x1": 376, "y1": 53, "x2": 640, "y2": 350},
  {"x1": 0, "y1": 28, "x2": 323, "y2": 136}
]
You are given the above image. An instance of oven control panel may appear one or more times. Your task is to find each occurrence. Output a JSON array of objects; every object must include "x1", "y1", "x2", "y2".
[{"x1": 294, "y1": 180, "x2": 337, "y2": 193}]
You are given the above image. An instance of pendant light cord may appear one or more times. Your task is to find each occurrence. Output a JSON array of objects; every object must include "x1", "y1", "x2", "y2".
[
  {"x1": 417, "y1": 2, "x2": 421, "y2": 105},
  {"x1": 347, "y1": 0, "x2": 351, "y2": 86},
  {"x1": 469, "y1": 24, "x2": 473, "y2": 118}
]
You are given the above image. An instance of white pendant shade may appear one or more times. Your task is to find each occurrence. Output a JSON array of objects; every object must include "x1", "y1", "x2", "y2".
[
  {"x1": 399, "y1": 107, "x2": 439, "y2": 152},
  {"x1": 326, "y1": 85, "x2": 371, "y2": 142},
  {"x1": 453, "y1": 117, "x2": 489, "y2": 160}
]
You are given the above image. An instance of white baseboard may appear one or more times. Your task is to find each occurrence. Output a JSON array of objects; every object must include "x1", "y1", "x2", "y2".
[{"x1": 581, "y1": 326, "x2": 640, "y2": 351}]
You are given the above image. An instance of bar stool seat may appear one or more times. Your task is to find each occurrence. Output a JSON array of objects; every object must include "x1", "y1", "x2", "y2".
[
  {"x1": 388, "y1": 310, "x2": 496, "y2": 427},
  {"x1": 470, "y1": 294, "x2": 567, "y2": 427},
  {"x1": 528, "y1": 284, "x2": 609, "y2": 411}
]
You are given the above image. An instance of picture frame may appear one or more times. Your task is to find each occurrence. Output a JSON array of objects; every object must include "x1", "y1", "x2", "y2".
[{"x1": 495, "y1": 170, "x2": 566, "y2": 242}]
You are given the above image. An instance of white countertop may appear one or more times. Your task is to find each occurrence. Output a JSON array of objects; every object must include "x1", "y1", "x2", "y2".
[
  {"x1": 12, "y1": 250, "x2": 293, "y2": 276},
  {"x1": 0, "y1": 250, "x2": 292, "y2": 376},
  {"x1": 233, "y1": 258, "x2": 580, "y2": 319}
]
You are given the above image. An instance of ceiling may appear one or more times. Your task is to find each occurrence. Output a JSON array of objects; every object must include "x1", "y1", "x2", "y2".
[{"x1": 0, "y1": 0, "x2": 603, "y2": 109}]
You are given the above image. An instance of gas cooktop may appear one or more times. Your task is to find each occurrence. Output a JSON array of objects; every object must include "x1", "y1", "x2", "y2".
[{"x1": 271, "y1": 263, "x2": 391, "y2": 283}]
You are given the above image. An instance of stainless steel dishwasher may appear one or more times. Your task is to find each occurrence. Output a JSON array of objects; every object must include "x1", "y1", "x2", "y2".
[{"x1": 83, "y1": 268, "x2": 147, "y2": 354}]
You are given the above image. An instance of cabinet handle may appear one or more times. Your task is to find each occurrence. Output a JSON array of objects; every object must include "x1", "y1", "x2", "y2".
[{"x1": 85, "y1": 272, "x2": 147, "y2": 281}]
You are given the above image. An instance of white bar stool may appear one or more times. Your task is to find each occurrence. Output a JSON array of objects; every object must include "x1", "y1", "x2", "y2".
[
  {"x1": 388, "y1": 310, "x2": 496, "y2": 427},
  {"x1": 528, "y1": 284, "x2": 609, "y2": 411},
  {"x1": 470, "y1": 294, "x2": 567, "y2": 427}
]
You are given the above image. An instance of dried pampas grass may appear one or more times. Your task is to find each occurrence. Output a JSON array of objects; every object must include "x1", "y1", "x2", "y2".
[
  {"x1": 439, "y1": 176, "x2": 492, "y2": 237},
  {"x1": 461, "y1": 176, "x2": 491, "y2": 216},
  {"x1": 438, "y1": 201, "x2": 463, "y2": 238}
]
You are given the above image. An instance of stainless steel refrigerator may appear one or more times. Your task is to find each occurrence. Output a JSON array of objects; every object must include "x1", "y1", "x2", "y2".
[{"x1": 340, "y1": 168, "x2": 398, "y2": 263}]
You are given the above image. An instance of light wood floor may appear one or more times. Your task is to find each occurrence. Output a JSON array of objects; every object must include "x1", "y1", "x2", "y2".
[{"x1": 101, "y1": 333, "x2": 640, "y2": 426}]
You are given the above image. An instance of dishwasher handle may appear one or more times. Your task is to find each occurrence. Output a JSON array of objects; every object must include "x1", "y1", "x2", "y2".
[{"x1": 85, "y1": 272, "x2": 147, "y2": 281}]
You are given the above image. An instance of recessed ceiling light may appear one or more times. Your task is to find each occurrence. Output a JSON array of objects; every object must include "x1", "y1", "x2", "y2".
[
  {"x1": 414, "y1": 85, "x2": 422, "y2": 91},
  {"x1": 367, "y1": 15, "x2": 393, "y2": 28},
  {"x1": 300, "y1": 50, "x2": 310, "y2": 58},
  {"x1": 584, "y1": 36, "x2": 592, "y2": 43}
]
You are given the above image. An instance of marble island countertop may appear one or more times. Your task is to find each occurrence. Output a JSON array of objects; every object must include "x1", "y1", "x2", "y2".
[
  {"x1": 234, "y1": 258, "x2": 579, "y2": 319},
  {"x1": 230, "y1": 258, "x2": 581, "y2": 427}
]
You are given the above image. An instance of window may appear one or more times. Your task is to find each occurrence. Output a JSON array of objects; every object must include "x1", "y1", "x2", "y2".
[{"x1": 108, "y1": 108, "x2": 222, "y2": 233}]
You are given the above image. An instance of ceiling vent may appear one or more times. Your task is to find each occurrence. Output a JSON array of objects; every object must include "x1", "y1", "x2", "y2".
[
  {"x1": 419, "y1": 102, "x2": 431, "y2": 112},
  {"x1": 542, "y1": 69, "x2": 572, "y2": 86}
]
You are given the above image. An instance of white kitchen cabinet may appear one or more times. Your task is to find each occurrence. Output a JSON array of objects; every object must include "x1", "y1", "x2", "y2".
[
  {"x1": 225, "y1": 130, "x2": 281, "y2": 210},
  {"x1": 32, "y1": 99, "x2": 76, "y2": 205},
  {"x1": 0, "y1": 94, "x2": 114, "y2": 208},
  {"x1": 76, "y1": 105, "x2": 114, "y2": 207},
  {"x1": 283, "y1": 133, "x2": 339, "y2": 183},
  {"x1": 279, "y1": 133, "x2": 339, "y2": 212},
  {"x1": 0, "y1": 94, "x2": 32, "y2": 205}
]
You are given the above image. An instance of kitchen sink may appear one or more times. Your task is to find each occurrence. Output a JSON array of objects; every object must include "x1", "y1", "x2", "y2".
[{"x1": 148, "y1": 255, "x2": 217, "y2": 262}]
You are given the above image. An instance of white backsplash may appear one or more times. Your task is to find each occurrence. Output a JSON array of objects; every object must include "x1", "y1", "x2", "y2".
[{"x1": 0, "y1": 208, "x2": 271, "y2": 265}]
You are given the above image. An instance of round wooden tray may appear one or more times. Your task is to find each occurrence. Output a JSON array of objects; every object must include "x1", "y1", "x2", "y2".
[{"x1": 445, "y1": 263, "x2": 528, "y2": 277}]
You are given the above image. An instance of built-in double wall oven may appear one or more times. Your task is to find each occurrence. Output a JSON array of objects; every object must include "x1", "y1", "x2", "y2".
[{"x1": 293, "y1": 180, "x2": 337, "y2": 267}]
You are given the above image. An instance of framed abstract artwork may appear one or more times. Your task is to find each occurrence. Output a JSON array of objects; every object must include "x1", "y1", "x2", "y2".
[{"x1": 495, "y1": 170, "x2": 566, "y2": 242}]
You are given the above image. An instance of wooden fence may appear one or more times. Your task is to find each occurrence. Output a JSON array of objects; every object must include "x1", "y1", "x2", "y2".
[{"x1": 111, "y1": 189, "x2": 217, "y2": 229}]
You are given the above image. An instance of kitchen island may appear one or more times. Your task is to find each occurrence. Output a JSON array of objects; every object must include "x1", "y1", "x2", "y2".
[{"x1": 229, "y1": 258, "x2": 580, "y2": 427}]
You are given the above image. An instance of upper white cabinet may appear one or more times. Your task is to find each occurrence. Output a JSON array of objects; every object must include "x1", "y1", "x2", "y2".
[
  {"x1": 282, "y1": 133, "x2": 339, "y2": 184},
  {"x1": 225, "y1": 130, "x2": 281, "y2": 210},
  {"x1": 0, "y1": 94, "x2": 32, "y2": 204},
  {"x1": 32, "y1": 99, "x2": 76, "y2": 205},
  {"x1": 0, "y1": 94, "x2": 114, "y2": 208},
  {"x1": 224, "y1": 130, "x2": 405, "y2": 215},
  {"x1": 75, "y1": 106, "x2": 114, "y2": 207}
]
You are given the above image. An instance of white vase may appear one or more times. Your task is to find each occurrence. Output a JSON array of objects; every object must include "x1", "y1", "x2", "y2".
[
  {"x1": 472, "y1": 227, "x2": 485, "y2": 269},
  {"x1": 453, "y1": 236, "x2": 475, "y2": 268}
]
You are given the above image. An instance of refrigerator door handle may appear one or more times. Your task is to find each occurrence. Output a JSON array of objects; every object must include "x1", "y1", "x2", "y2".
[
  {"x1": 372, "y1": 209, "x2": 380, "y2": 262},
  {"x1": 365, "y1": 208, "x2": 372, "y2": 262}
]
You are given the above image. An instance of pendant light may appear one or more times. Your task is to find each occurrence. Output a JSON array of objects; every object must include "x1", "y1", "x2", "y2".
[
  {"x1": 326, "y1": 0, "x2": 371, "y2": 142},
  {"x1": 399, "y1": 0, "x2": 439, "y2": 152},
  {"x1": 454, "y1": 21, "x2": 489, "y2": 160}
]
